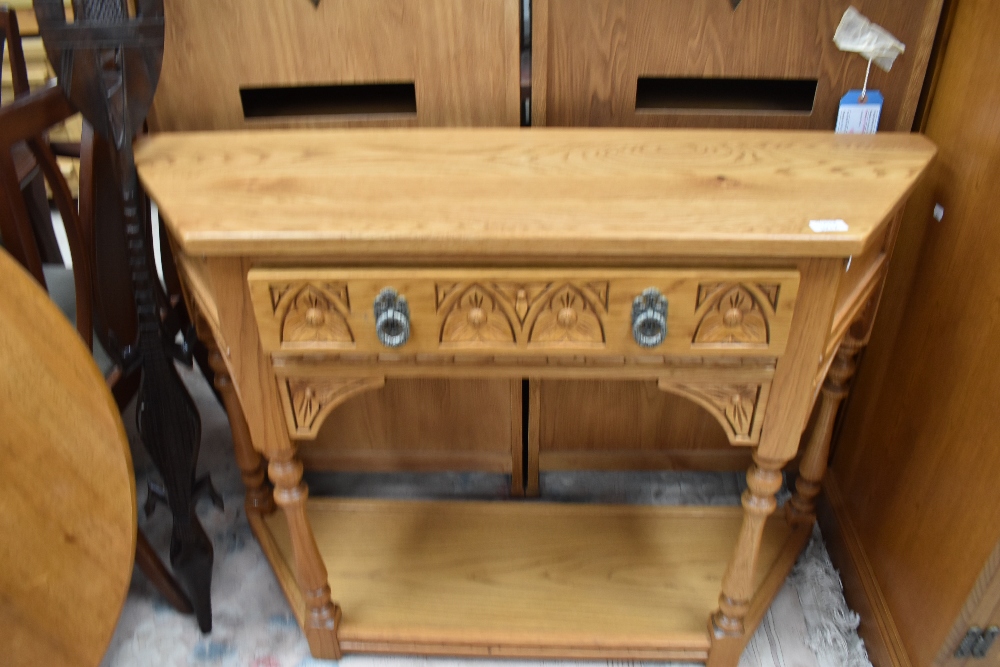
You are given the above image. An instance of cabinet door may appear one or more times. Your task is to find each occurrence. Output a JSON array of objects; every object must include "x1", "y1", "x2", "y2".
[
  {"x1": 150, "y1": 0, "x2": 521, "y2": 130},
  {"x1": 533, "y1": 0, "x2": 943, "y2": 130}
]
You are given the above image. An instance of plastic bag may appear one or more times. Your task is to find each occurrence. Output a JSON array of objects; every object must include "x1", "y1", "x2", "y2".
[{"x1": 833, "y1": 7, "x2": 905, "y2": 72}]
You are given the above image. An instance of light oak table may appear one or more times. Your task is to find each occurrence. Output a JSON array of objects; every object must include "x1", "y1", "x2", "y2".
[{"x1": 135, "y1": 128, "x2": 935, "y2": 665}]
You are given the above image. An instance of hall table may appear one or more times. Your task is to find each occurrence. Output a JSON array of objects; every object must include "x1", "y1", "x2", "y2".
[{"x1": 135, "y1": 129, "x2": 935, "y2": 665}]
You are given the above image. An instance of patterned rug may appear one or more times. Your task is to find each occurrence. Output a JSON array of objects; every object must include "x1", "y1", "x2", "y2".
[{"x1": 100, "y1": 366, "x2": 869, "y2": 667}]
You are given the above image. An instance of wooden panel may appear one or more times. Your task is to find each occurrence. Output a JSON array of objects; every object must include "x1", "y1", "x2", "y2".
[
  {"x1": 136, "y1": 129, "x2": 936, "y2": 260},
  {"x1": 247, "y1": 267, "x2": 801, "y2": 358},
  {"x1": 148, "y1": 0, "x2": 520, "y2": 131},
  {"x1": 827, "y1": 1, "x2": 1000, "y2": 664},
  {"x1": 261, "y1": 498, "x2": 794, "y2": 659},
  {"x1": 535, "y1": 379, "x2": 746, "y2": 471},
  {"x1": 300, "y1": 378, "x2": 520, "y2": 474},
  {"x1": 533, "y1": 0, "x2": 944, "y2": 131}
]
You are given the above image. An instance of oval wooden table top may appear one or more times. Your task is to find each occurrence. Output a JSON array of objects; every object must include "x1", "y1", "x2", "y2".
[{"x1": 0, "y1": 248, "x2": 136, "y2": 667}]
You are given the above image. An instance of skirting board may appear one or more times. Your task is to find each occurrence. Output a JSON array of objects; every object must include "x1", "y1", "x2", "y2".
[{"x1": 818, "y1": 475, "x2": 913, "y2": 667}]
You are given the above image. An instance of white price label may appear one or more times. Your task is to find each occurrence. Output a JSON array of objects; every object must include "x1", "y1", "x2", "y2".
[{"x1": 809, "y1": 219, "x2": 849, "y2": 233}]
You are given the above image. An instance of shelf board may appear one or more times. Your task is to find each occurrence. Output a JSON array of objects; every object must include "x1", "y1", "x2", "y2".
[{"x1": 258, "y1": 498, "x2": 797, "y2": 659}]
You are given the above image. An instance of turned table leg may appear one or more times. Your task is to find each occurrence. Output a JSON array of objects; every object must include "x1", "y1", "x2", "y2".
[
  {"x1": 269, "y1": 452, "x2": 342, "y2": 659},
  {"x1": 787, "y1": 335, "x2": 864, "y2": 523},
  {"x1": 707, "y1": 452, "x2": 786, "y2": 667},
  {"x1": 206, "y1": 346, "x2": 275, "y2": 515},
  {"x1": 714, "y1": 452, "x2": 785, "y2": 638}
]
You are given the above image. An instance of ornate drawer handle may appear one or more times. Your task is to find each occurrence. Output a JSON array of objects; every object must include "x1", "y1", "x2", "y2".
[
  {"x1": 631, "y1": 288, "x2": 669, "y2": 348},
  {"x1": 374, "y1": 288, "x2": 410, "y2": 348}
]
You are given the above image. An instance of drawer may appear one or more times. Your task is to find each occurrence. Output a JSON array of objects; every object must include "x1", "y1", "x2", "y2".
[{"x1": 248, "y1": 268, "x2": 800, "y2": 359}]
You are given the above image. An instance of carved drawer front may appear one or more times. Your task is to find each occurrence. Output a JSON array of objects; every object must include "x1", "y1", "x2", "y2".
[{"x1": 248, "y1": 268, "x2": 800, "y2": 358}]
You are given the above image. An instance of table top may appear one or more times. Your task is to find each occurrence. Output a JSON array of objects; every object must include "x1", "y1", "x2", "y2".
[{"x1": 135, "y1": 128, "x2": 935, "y2": 261}]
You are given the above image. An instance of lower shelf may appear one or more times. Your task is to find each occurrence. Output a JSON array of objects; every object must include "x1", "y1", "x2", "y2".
[{"x1": 254, "y1": 498, "x2": 800, "y2": 660}]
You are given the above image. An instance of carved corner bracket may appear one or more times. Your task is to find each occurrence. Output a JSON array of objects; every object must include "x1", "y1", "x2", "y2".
[
  {"x1": 657, "y1": 379, "x2": 771, "y2": 445},
  {"x1": 279, "y1": 376, "x2": 385, "y2": 439}
]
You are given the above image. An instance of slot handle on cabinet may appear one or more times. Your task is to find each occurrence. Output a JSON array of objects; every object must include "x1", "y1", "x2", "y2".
[
  {"x1": 374, "y1": 288, "x2": 410, "y2": 348},
  {"x1": 631, "y1": 288, "x2": 668, "y2": 347}
]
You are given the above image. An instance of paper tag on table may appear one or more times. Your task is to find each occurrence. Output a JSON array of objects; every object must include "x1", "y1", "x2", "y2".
[{"x1": 809, "y1": 219, "x2": 849, "y2": 232}]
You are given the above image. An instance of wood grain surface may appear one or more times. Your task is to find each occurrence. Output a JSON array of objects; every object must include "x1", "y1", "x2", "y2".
[
  {"x1": 148, "y1": 0, "x2": 520, "y2": 131},
  {"x1": 533, "y1": 0, "x2": 944, "y2": 131},
  {"x1": 827, "y1": 0, "x2": 1000, "y2": 664},
  {"x1": 136, "y1": 129, "x2": 935, "y2": 259},
  {"x1": 262, "y1": 498, "x2": 793, "y2": 659},
  {"x1": 0, "y1": 248, "x2": 135, "y2": 667}
]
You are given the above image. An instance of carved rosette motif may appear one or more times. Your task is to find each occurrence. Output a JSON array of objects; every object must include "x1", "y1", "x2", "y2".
[
  {"x1": 435, "y1": 282, "x2": 609, "y2": 348},
  {"x1": 439, "y1": 285, "x2": 516, "y2": 346},
  {"x1": 283, "y1": 377, "x2": 385, "y2": 438},
  {"x1": 278, "y1": 283, "x2": 353, "y2": 346},
  {"x1": 658, "y1": 381, "x2": 769, "y2": 445},
  {"x1": 693, "y1": 283, "x2": 777, "y2": 347},
  {"x1": 527, "y1": 285, "x2": 605, "y2": 346}
]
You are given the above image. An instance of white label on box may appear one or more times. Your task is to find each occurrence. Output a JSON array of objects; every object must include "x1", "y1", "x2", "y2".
[{"x1": 809, "y1": 219, "x2": 850, "y2": 232}]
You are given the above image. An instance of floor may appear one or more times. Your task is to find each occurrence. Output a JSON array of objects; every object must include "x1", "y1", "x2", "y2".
[{"x1": 96, "y1": 364, "x2": 872, "y2": 667}]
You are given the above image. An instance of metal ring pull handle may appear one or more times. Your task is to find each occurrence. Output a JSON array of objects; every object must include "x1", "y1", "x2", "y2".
[
  {"x1": 631, "y1": 288, "x2": 669, "y2": 348},
  {"x1": 374, "y1": 288, "x2": 410, "y2": 348}
]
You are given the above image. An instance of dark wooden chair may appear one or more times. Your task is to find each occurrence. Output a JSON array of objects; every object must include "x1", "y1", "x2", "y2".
[
  {"x1": 0, "y1": 81, "x2": 194, "y2": 617},
  {"x1": 1, "y1": 6, "x2": 66, "y2": 265}
]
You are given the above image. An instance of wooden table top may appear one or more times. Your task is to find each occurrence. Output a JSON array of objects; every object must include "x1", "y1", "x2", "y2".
[{"x1": 135, "y1": 128, "x2": 935, "y2": 260}]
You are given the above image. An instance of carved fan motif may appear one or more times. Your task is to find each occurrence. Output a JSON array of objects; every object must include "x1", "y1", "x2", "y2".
[
  {"x1": 440, "y1": 285, "x2": 516, "y2": 345},
  {"x1": 528, "y1": 285, "x2": 605, "y2": 345},
  {"x1": 285, "y1": 377, "x2": 385, "y2": 437},
  {"x1": 281, "y1": 284, "x2": 353, "y2": 345},
  {"x1": 660, "y1": 382, "x2": 765, "y2": 442},
  {"x1": 694, "y1": 284, "x2": 769, "y2": 345}
]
